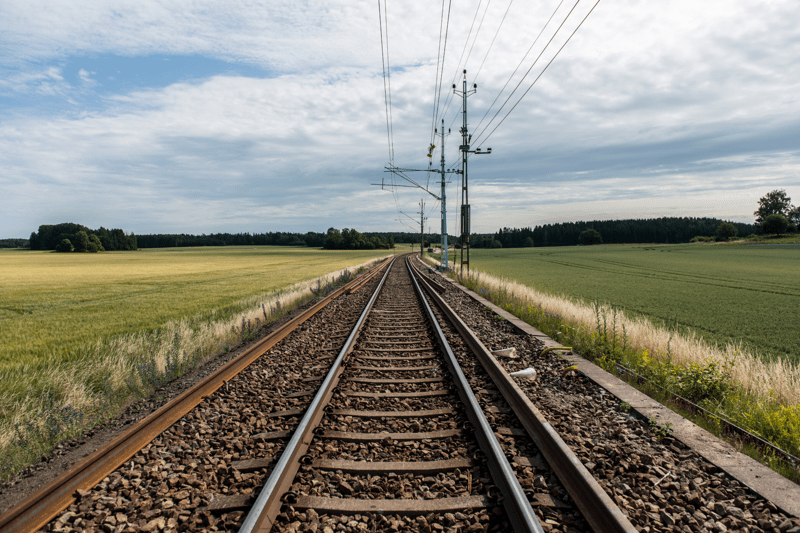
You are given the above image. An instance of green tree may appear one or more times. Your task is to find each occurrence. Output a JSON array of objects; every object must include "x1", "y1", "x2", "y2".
[
  {"x1": 55, "y1": 239, "x2": 73, "y2": 253},
  {"x1": 324, "y1": 227, "x2": 344, "y2": 249},
  {"x1": 579, "y1": 228, "x2": 603, "y2": 245},
  {"x1": 524, "y1": 237, "x2": 534, "y2": 247},
  {"x1": 73, "y1": 231, "x2": 90, "y2": 252},
  {"x1": 755, "y1": 189, "x2": 794, "y2": 225},
  {"x1": 789, "y1": 205, "x2": 800, "y2": 226},
  {"x1": 716, "y1": 222, "x2": 738, "y2": 241},
  {"x1": 88, "y1": 234, "x2": 104, "y2": 252},
  {"x1": 762, "y1": 214, "x2": 789, "y2": 236}
]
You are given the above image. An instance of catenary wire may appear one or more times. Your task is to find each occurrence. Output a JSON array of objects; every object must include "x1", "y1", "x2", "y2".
[
  {"x1": 430, "y1": 0, "x2": 453, "y2": 168},
  {"x1": 377, "y1": 0, "x2": 409, "y2": 233},
  {"x1": 384, "y1": 0, "x2": 396, "y2": 163},
  {"x1": 378, "y1": 0, "x2": 394, "y2": 163},
  {"x1": 471, "y1": 0, "x2": 569, "y2": 137},
  {"x1": 475, "y1": 0, "x2": 603, "y2": 146},
  {"x1": 473, "y1": 0, "x2": 515, "y2": 84},
  {"x1": 437, "y1": 0, "x2": 487, "y2": 127},
  {"x1": 462, "y1": 0, "x2": 493, "y2": 79},
  {"x1": 430, "y1": 0, "x2": 448, "y2": 146}
]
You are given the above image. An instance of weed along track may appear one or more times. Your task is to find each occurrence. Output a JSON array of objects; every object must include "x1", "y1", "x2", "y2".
[{"x1": 1, "y1": 254, "x2": 797, "y2": 532}]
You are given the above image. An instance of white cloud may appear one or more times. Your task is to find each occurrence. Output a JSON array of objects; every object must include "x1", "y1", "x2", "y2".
[
  {"x1": 0, "y1": 66, "x2": 67, "y2": 94},
  {"x1": 2, "y1": 0, "x2": 800, "y2": 236},
  {"x1": 78, "y1": 68, "x2": 95, "y2": 85}
]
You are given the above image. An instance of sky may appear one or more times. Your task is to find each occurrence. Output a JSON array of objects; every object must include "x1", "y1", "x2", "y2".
[{"x1": 2, "y1": 0, "x2": 800, "y2": 238}]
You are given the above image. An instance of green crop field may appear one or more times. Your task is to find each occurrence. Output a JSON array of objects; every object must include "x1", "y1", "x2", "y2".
[
  {"x1": 468, "y1": 244, "x2": 800, "y2": 363},
  {"x1": 0, "y1": 246, "x2": 390, "y2": 373}
]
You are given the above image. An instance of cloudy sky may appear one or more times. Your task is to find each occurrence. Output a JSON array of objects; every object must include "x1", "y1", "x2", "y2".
[{"x1": 2, "y1": 0, "x2": 799, "y2": 238}]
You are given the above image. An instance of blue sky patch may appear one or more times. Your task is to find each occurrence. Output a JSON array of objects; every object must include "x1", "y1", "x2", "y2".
[
  {"x1": 63, "y1": 54, "x2": 270, "y2": 91},
  {"x1": 0, "y1": 54, "x2": 271, "y2": 115}
]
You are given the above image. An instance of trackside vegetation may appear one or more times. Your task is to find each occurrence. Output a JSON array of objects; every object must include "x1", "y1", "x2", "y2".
[
  {"x1": 0, "y1": 247, "x2": 390, "y2": 479},
  {"x1": 424, "y1": 248, "x2": 799, "y2": 478}
]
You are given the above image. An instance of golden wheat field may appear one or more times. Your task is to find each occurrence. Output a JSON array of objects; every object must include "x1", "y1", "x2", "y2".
[
  {"x1": 0, "y1": 246, "x2": 389, "y2": 371},
  {"x1": 0, "y1": 246, "x2": 392, "y2": 474}
]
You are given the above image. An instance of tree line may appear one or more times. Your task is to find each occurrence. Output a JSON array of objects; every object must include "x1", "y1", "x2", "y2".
[
  {"x1": 20, "y1": 189, "x2": 792, "y2": 253},
  {"x1": 136, "y1": 230, "x2": 416, "y2": 249},
  {"x1": 323, "y1": 228, "x2": 394, "y2": 250},
  {"x1": 29, "y1": 223, "x2": 137, "y2": 252},
  {"x1": 0, "y1": 238, "x2": 28, "y2": 248},
  {"x1": 136, "y1": 232, "x2": 327, "y2": 248},
  {"x1": 471, "y1": 217, "x2": 759, "y2": 248}
]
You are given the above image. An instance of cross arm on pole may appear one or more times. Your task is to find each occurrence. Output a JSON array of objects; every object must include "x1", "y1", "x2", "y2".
[{"x1": 379, "y1": 165, "x2": 441, "y2": 201}]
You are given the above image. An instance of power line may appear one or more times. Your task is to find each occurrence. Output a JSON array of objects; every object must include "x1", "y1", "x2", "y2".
[
  {"x1": 430, "y1": 0, "x2": 452, "y2": 147},
  {"x1": 378, "y1": 0, "x2": 395, "y2": 163},
  {"x1": 437, "y1": 0, "x2": 487, "y2": 128},
  {"x1": 377, "y1": 0, "x2": 408, "y2": 232},
  {"x1": 473, "y1": 0, "x2": 515, "y2": 84},
  {"x1": 463, "y1": 0, "x2": 493, "y2": 77},
  {"x1": 426, "y1": 199, "x2": 441, "y2": 220},
  {"x1": 442, "y1": 0, "x2": 515, "y2": 135},
  {"x1": 471, "y1": 0, "x2": 569, "y2": 138},
  {"x1": 377, "y1": 0, "x2": 393, "y2": 163},
  {"x1": 475, "y1": 0, "x2": 603, "y2": 146}
]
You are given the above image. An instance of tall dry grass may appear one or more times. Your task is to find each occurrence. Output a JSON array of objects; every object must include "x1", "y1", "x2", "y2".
[
  {"x1": 458, "y1": 267, "x2": 800, "y2": 407},
  {"x1": 421, "y1": 253, "x2": 799, "y2": 409},
  {"x1": 0, "y1": 257, "x2": 387, "y2": 474}
]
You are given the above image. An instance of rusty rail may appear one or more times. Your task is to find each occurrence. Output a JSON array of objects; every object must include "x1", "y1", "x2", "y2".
[{"x1": 0, "y1": 256, "x2": 392, "y2": 533}]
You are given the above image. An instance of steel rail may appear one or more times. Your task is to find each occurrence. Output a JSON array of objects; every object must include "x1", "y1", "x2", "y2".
[
  {"x1": 238, "y1": 257, "x2": 397, "y2": 533},
  {"x1": 408, "y1": 257, "x2": 637, "y2": 533},
  {"x1": 0, "y1": 256, "x2": 393, "y2": 533},
  {"x1": 406, "y1": 257, "x2": 545, "y2": 533}
]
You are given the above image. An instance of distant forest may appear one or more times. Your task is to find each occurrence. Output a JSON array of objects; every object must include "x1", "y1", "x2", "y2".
[
  {"x1": 136, "y1": 229, "x2": 430, "y2": 249},
  {"x1": 0, "y1": 238, "x2": 28, "y2": 248},
  {"x1": 471, "y1": 217, "x2": 758, "y2": 248},
  {"x1": 12, "y1": 217, "x2": 760, "y2": 251}
]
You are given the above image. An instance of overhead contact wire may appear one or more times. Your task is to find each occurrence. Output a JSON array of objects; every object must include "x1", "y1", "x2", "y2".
[
  {"x1": 438, "y1": 0, "x2": 486, "y2": 126},
  {"x1": 473, "y1": 0, "x2": 515, "y2": 84},
  {"x1": 463, "y1": 0, "x2": 493, "y2": 77},
  {"x1": 378, "y1": 0, "x2": 393, "y2": 163},
  {"x1": 430, "y1": 0, "x2": 447, "y2": 146},
  {"x1": 471, "y1": 0, "x2": 568, "y2": 137},
  {"x1": 383, "y1": 0, "x2": 395, "y2": 163},
  {"x1": 476, "y1": 0, "x2": 603, "y2": 146}
]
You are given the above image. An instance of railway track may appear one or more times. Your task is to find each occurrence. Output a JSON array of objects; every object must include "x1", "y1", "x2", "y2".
[{"x1": 7, "y1": 253, "x2": 794, "y2": 533}]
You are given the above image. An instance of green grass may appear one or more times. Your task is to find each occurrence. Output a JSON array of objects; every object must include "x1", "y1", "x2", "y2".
[
  {"x1": 0, "y1": 246, "x2": 389, "y2": 372},
  {"x1": 466, "y1": 244, "x2": 800, "y2": 364}
]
